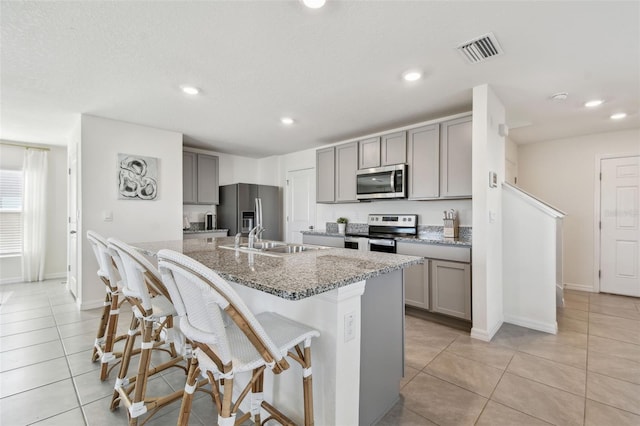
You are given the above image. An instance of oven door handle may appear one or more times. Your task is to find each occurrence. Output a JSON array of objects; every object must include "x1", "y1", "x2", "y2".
[{"x1": 369, "y1": 239, "x2": 396, "y2": 247}]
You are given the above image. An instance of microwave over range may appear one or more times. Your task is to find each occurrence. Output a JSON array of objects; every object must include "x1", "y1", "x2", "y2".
[{"x1": 356, "y1": 164, "x2": 407, "y2": 200}]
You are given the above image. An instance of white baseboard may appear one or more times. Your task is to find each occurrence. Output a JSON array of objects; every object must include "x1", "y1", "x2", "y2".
[
  {"x1": 504, "y1": 313, "x2": 557, "y2": 334},
  {"x1": 471, "y1": 319, "x2": 503, "y2": 342},
  {"x1": 80, "y1": 299, "x2": 105, "y2": 310},
  {"x1": 1, "y1": 272, "x2": 66, "y2": 285},
  {"x1": 563, "y1": 282, "x2": 595, "y2": 293},
  {"x1": 45, "y1": 272, "x2": 66, "y2": 281}
]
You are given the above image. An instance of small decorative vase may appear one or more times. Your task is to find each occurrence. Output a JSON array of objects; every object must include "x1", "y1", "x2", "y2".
[{"x1": 338, "y1": 223, "x2": 346, "y2": 234}]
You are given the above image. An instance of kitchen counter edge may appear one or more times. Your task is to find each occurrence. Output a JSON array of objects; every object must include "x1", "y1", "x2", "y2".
[{"x1": 300, "y1": 230, "x2": 472, "y2": 247}]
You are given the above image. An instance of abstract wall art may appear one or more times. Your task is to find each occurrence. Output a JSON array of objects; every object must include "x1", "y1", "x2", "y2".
[{"x1": 117, "y1": 154, "x2": 158, "y2": 200}]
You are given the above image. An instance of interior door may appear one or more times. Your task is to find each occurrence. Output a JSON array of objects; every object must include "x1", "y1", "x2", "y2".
[
  {"x1": 67, "y1": 143, "x2": 79, "y2": 298},
  {"x1": 286, "y1": 168, "x2": 315, "y2": 244},
  {"x1": 600, "y1": 156, "x2": 640, "y2": 296}
]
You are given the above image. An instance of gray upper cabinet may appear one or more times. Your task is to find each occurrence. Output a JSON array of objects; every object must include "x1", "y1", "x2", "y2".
[
  {"x1": 183, "y1": 151, "x2": 219, "y2": 205},
  {"x1": 358, "y1": 137, "x2": 381, "y2": 169},
  {"x1": 183, "y1": 152, "x2": 198, "y2": 204},
  {"x1": 381, "y1": 131, "x2": 407, "y2": 166},
  {"x1": 335, "y1": 142, "x2": 358, "y2": 202},
  {"x1": 440, "y1": 116, "x2": 472, "y2": 198},
  {"x1": 407, "y1": 124, "x2": 440, "y2": 199},
  {"x1": 197, "y1": 154, "x2": 219, "y2": 205},
  {"x1": 316, "y1": 146, "x2": 336, "y2": 203},
  {"x1": 358, "y1": 132, "x2": 406, "y2": 170}
]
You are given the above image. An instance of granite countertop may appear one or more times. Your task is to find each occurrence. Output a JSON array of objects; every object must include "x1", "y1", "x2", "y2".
[
  {"x1": 183, "y1": 229, "x2": 229, "y2": 234},
  {"x1": 133, "y1": 237, "x2": 422, "y2": 301},
  {"x1": 301, "y1": 228, "x2": 472, "y2": 247}
]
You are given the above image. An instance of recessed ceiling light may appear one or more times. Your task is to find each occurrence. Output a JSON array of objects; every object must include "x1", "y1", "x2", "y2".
[
  {"x1": 550, "y1": 92, "x2": 568, "y2": 101},
  {"x1": 402, "y1": 70, "x2": 423, "y2": 82},
  {"x1": 281, "y1": 117, "x2": 295, "y2": 125},
  {"x1": 584, "y1": 99, "x2": 603, "y2": 108},
  {"x1": 610, "y1": 112, "x2": 627, "y2": 120},
  {"x1": 302, "y1": 0, "x2": 326, "y2": 9},
  {"x1": 181, "y1": 85, "x2": 200, "y2": 95}
]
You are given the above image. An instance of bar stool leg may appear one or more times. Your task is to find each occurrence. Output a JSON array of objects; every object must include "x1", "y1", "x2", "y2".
[
  {"x1": 178, "y1": 357, "x2": 200, "y2": 425},
  {"x1": 111, "y1": 314, "x2": 139, "y2": 410},
  {"x1": 251, "y1": 369, "x2": 264, "y2": 425},
  {"x1": 92, "y1": 289, "x2": 112, "y2": 362},
  {"x1": 128, "y1": 317, "x2": 155, "y2": 424},
  {"x1": 302, "y1": 341, "x2": 314, "y2": 426},
  {"x1": 100, "y1": 290, "x2": 120, "y2": 380}
]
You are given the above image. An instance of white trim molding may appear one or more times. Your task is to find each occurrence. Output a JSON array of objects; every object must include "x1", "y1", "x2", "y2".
[
  {"x1": 504, "y1": 314, "x2": 557, "y2": 335},
  {"x1": 564, "y1": 282, "x2": 596, "y2": 293}
]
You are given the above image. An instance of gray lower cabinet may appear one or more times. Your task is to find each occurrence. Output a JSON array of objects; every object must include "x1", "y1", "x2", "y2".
[
  {"x1": 302, "y1": 234, "x2": 344, "y2": 248},
  {"x1": 316, "y1": 147, "x2": 335, "y2": 203},
  {"x1": 407, "y1": 125, "x2": 440, "y2": 199},
  {"x1": 183, "y1": 151, "x2": 219, "y2": 205},
  {"x1": 403, "y1": 261, "x2": 429, "y2": 309},
  {"x1": 440, "y1": 116, "x2": 472, "y2": 198},
  {"x1": 431, "y1": 260, "x2": 471, "y2": 320},
  {"x1": 398, "y1": 242, "x2": 472, "y2": 320}
]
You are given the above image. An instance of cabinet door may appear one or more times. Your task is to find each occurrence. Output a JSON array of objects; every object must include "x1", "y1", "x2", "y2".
[
  {"x1": 316, "y1": 147, "x2": 335, "y2": 203},
  {"x1": 183, "y1": 152, "x2": 197, "y2": 204},
  {"x1": 358, "y1": 137, "x2": 381, "y2": 169},
  {"x1": 381, "y1": 131, "x2": 407, "y2": 166},
  {"x1": 431, "y1": 260, "x2": 471, "y2": 320},
  {"x1": 407, "y1": 125, "x2": 440, "y2": 199},
  {"x1": 441, "y1": 116, "x2": 472, "y2": 198},
  {"x1": 197, "y1": 154, "x2": 219, "y2": 204},
  {"x1": 403, "y1": 261, "x2": 429, "y2": 309},
  {"x1": 335, "y1": 142, "x2": 358, "y2": 202}
]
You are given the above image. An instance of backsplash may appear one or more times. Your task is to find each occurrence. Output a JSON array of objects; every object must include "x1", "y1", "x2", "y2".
[
  {"x1": 184, "y1": 221, "x2": 205, "y2": 231},
  {"x1": 325, "y1": 222, "x2": 368, "y2": 234}
]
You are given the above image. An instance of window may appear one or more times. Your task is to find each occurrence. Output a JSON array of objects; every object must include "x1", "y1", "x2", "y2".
[{"x1": 0, "y1": 169, "x2": 23, "y2": 256}]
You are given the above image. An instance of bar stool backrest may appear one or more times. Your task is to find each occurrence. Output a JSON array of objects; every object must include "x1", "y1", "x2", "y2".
[
  {"x1": 107, "y1": 238, "x2": 168, "y2": 313},
  {"x1": 157, "y1": 249, "x2": 286, "y2": 372},
  {"x1": 87, "y1": 231, "x2": 118, "y2": 289}
]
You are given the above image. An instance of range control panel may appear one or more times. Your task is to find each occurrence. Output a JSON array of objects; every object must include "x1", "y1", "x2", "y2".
[{"x1": 367, "y1": 214, "x2": 417, "y2": 227}]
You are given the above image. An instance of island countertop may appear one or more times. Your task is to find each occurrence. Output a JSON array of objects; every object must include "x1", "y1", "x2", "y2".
[{"x1": 134, "y1": 237, "x2": 422, "y2": 301}]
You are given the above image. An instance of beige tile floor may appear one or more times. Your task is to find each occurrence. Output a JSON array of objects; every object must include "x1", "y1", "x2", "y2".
[
  {"x1": 1, "y1": 282, "x2": 639, "y2": 425},
  {"x1": 379, "y1": 289, "x2": 640, "y2": 426}
]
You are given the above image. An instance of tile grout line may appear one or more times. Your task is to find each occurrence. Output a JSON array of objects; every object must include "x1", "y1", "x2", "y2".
[{"x1": 51, "y1": 291, "x2": 90, "y2": 426}]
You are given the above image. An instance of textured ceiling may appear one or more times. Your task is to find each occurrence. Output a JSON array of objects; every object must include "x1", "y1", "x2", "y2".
[{"x1": 1, "y1": 1, "x2": 638, "y2": 158}]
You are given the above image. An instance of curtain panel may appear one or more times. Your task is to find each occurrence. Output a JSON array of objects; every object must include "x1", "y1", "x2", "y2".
[{"x1": 22, "y1": 149, "x2": 48, "y2": 282}]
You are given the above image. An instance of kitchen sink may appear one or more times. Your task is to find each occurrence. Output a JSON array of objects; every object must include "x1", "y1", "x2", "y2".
[
  {"x1": 218, "y1": 241, "x2": 326, "y2": 255},
  {"x1": 263, "y1": 244, "x2": 316, "y2": 254}
]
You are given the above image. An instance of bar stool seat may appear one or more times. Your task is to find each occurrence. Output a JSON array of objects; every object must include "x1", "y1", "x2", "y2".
[
  {"x1": 107, "y1": 238, "x2": 190, "y2": 425},
  {"x1": 157, "y1": 249, "x2": 320, "y2": 426},
  {"x1": 86, "y1": 230, "x2": 130, "y2": 380}
]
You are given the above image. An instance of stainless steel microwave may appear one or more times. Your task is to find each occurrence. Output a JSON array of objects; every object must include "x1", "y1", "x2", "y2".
[{"x1": 356, "y1": 164, "x2": 407, "y2": 200}]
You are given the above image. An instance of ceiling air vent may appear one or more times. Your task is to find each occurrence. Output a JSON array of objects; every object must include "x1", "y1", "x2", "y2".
[{"x1": 457, "y1": 32, "x2": 504, "y2": 64}]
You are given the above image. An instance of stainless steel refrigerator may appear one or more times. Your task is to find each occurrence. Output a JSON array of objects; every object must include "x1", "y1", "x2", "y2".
[{"x1": 218, "y1": 183, "x2": 282, "y2": 241}]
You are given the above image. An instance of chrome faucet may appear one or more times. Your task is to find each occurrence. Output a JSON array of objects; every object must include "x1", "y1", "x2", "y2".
[{"x1": 247, "y1": 225, "x2": 264, "y2": 249}]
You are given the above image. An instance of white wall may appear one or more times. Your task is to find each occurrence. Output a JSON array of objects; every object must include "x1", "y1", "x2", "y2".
[
  {"x1": 518, "y1": 128, "x2": 640, "y2": 292},
  {"x1": 471, "y1": 84, "x2": 506, "y2": 341},
  {"x1": 0, "y1": 143, "x2": 67, "y2": 284},
  {"x1": 79, "y1": 115, "x2": 182, "y2": 308},
  {"x1": 505, "y1": 137, "x2": 518, "y2": 185}
]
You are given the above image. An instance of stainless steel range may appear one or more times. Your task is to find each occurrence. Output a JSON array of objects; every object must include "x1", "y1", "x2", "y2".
[{"x1": 345, "y1": 214, "x2": 418, "y2": 253}]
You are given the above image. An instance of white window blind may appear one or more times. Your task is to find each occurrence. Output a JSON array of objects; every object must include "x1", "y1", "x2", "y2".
[{"x1": 0, "y1": 169, "x2": 23, "y2": 255}]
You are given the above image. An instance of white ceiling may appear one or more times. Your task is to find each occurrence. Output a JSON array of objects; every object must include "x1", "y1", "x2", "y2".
[{"x1": 1, "y1": 1, "x2": 638, "y2": 158}]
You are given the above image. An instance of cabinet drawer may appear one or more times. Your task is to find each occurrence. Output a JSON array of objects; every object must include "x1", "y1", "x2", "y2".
[{"x1": 397, "y1": 242, "x2": 470, "y2": 263}]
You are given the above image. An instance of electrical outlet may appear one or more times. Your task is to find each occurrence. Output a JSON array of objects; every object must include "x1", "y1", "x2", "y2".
[{"x1": 344, "y1": 311, "x2": 355, "y2": 342}]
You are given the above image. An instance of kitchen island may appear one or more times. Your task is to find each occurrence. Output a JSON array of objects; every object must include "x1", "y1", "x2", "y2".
[{"x1": 134, "y1": 237, "x2": 422, "y2": 425}]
